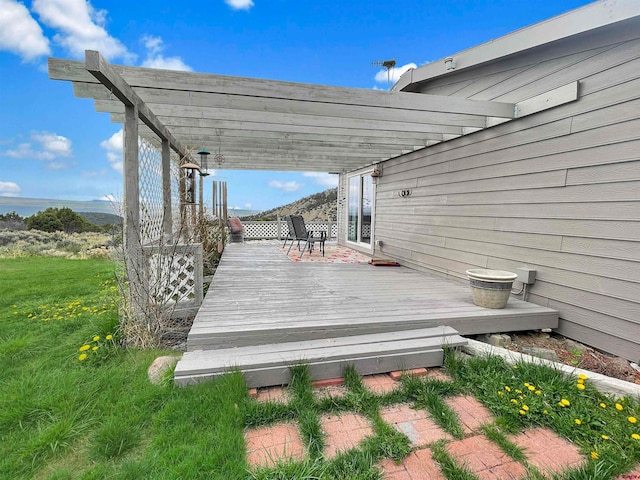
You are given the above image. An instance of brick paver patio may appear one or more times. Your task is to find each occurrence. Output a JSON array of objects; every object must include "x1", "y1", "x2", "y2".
[
  {"x1": 320, "y1": 412, "x2": 374, "y2": 458},
  {"x1": 244, "y1": 422, "x2": 305, "y2": 467},
  {"x1": 510, "y1": 428, "x2": 586, "y2": 477},
  {"x1": 244, "y1": 371, "x2": 599, "y2": 478},
  {"x1": 362, "y1": 373, "x2": 399, "y2": 394},
  {"x1": 445, "y1": 395, "x2": 494, "y2": 434},
  {"x1": 379, "y1": 448, "x2": 446, "y2": 480},
  {"x1": 446, "y1": 435, "x2": 527, "y2": 479},
  {"x1": 380, "y1": 404, "x2": 452, "y2": 447}
]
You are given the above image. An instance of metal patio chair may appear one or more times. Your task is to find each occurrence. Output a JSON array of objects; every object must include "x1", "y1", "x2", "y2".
[{"x1": 286, "y1": 214, "x2": 326, "y2": 257}]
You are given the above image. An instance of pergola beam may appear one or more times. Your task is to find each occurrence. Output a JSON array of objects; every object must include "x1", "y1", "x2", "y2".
[{"x1": 84, "y1": 51, "x2": 188, "y2": 159}]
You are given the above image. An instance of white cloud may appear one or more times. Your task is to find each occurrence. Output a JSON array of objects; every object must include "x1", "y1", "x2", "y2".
[
  {"x1": 225, "y1": 0, "x2": 254, "y2": 11},
  {"x1": 244, "y1": 202, "x2": 252, "y2": 209},
  {"x1": 303, "y1": 172, "x2": 338, "y2": 188},
  {"x1": 269, "y1": 180, "x2": 302, "y2": 192},
  {"x1": 32, "y1": 0, "x2": 135, "y2": 63},
  {"x1": 140, "y1": 35, "x2": 192, "y2": 71},
  {"x1": 374, "y1": 62, "x2": 417, "y2": 87},
  {"x1": 0, "y1": 181, "x2": 21, "y2": 197},
  {"x1": 100, "y1": 128, "x2": 123, "y2": 173},
  {"x1": 0, "y1": 131, "x2": 72, "y2": 166},
  {"x1": 0, "y1": 0, "x2": 51, "y2": 61}
]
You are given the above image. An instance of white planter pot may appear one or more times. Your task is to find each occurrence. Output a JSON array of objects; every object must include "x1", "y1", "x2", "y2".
[{"x1": 466, "y1": 269, "x2": 518, "y2": 309}]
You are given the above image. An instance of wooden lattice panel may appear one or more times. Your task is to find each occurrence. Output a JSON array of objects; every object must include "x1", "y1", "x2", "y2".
[{"x1": 138, "y1": 138, "x2": 164, "y2": 245}]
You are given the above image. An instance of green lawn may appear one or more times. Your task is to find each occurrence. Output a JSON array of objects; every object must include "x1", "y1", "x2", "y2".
[
  {"x1": 0, "y1": 257, "x2": 248, "y2": 480},
  {"x1": 1, "y1": 257, "x2": 638, "y2": 479}
]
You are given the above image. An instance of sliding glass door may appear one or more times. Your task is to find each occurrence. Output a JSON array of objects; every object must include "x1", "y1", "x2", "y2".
[{"x1": 347, "y1": 171, "x2": 374, "y2": 248}]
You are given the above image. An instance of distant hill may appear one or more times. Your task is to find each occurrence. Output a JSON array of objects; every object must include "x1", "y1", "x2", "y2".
[
  {"x1": 0, "y1": 197, "x2": 116, "y2": 217},
  {"x1": 77, "y1": 211, "x2": 123, "y2": 226},
  {"x1": 240, "y1": 188, "x2": 337, "y2": 221}
]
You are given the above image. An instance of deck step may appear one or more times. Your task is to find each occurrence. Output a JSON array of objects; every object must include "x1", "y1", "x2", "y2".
[{"x1": 174, "y1": 326, "x2": 466, "y2": 387}]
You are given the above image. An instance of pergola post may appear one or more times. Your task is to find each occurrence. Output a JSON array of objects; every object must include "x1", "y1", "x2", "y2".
[
  {"x1": 161, "y1": 138, "x2": 173, "y2": 243},
  {"x1": 123, "y1": 104, "x2": 140, "y2": 262}
]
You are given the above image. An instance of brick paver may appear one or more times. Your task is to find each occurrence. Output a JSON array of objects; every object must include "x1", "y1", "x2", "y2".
[
  {"x1": 253, "y1": 386, "x2": 291, "y2": 403},
  {"x1": 619, "y1": 464, "x2": 640, "y2": 478},
  {"x1": 510, "y1": 428, "x2": 586, "y2": 477},
  {"x1": 446, "y1": 435, "x2": 527, "y2": 479},
  {"x1": 245, "y1": 422, "x2": 305, "y2": 467},
  {"x1": 363, "y1": 374, "x2": 398, "y2": 394},
  {"x1": 314, "y1": 384, "x2": 348, "y2": 399},
  {"x1": 379, "y1": 448, "x2": 446, "y2": 480},
  {"x1": 320, "y1": 412, "x2": 374, "y2": 458},
  {"x1": 445, "y1": 395, "x2": 494, "y2": 435},
  {"x1": 380, "y1": 404, "x2": 452, "y2": 447}
]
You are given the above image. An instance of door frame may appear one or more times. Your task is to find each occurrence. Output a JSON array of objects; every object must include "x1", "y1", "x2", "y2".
[{"x1": 345, "y1": 167, "x2": 376, "y2": 253}]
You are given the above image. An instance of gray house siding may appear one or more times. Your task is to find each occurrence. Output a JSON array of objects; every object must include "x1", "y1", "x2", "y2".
[{"x1": 349, "y1": 24, "x2": 640, "y2": 362}]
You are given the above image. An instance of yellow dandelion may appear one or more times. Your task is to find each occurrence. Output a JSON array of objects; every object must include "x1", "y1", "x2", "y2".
[
  {"x1": 504, "y1": 386, "x2": 511, "y2": 392},
  {"x1": 524, "y1": 382, "x2": 531, "y2": 387},
  {"x1": 92, "y1": 346, "x2": 99, "y2": 351},
  {"x1": 79, "y1": 344, "x2": 90, "y2": 352},
  {"x1": 616, "y1": 403, "x2": 624, "y2": 411},
  {"x1": 519, "y1": 395, "x2": 525, "y2": 400},
  {"x1": 106, "y1": 334, "x2": 113, "y2": 340},
  {"x1": 522, "y1": 405, "x2": 529, "y2": 411},
  {"x1": 535, "y1": 390, "x2": 542, "y2": 395},
  {"x1": 511, "y1": 399, "x2": 519, "y2": 404},
  {"x1": 78, "y1": 353, "x2": 87, "y2": 361},
  {"x1": 513, "y1": 365, "x2": 518, "y2": 369},
  {"x1": 599, "y1": 403, "x2": 606, "y2": 408},
  {"x1": 577, "y1": 378, "x2": 585, "y2": 384},
  {"x1": 577, "y1": 384, "x2": 586, "y2": 390},
  {"x1": 632, "y1": 434, "x2": 640, "y2": 440},
  {"x1": 629, "y1": 417, "x2": 637, "y2": 424},
  {"x1": 578, "y1": 373, "x2": 588, "y2": 380},
  {"x1": 528, "y1": 385, "x2": 536, "y2": 391},
  {"x1": 515, "y1": 389, "x2": 522, "y2": 394},
  {"x1": 561, "y1": 399, "x2": 571, "y2": 406},
  {"x1": 498, "y1": 391, "x2": 504, "y2": 396},
  {"x1": 543, "y1": 409, "x2": 548, "y2": 415},
  {"x1": 519, "y1": 409, "x2": 526, "y2": 415},
  {"x1": 601, "y1": 435, "x2": 609, "y2": 440},
  {"x1": 93, "y1": 335, "x2": 100, "y2": 342},
  {"x1": 591, "y1": 451, "x2": 599, "y2": 459},
  {"x1": 575, "y1": 419, "x2": 582, "y2": 425}
]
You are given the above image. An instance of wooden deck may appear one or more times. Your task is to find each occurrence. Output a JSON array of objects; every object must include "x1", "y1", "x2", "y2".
[{"x1": 174, "y1": 242, "x2": 558, "y2": 386}]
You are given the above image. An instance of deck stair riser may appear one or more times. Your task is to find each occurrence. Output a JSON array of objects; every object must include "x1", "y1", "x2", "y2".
[{"x1": 174, "y1": 326, "x2": 466, "y2": 387}]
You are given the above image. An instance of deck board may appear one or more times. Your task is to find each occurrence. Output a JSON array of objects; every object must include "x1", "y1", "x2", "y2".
[{"x1": 186, "y1": 242, "x2": 558, "y2": 350}]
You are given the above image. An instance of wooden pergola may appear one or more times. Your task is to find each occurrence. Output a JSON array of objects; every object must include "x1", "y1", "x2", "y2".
[
  {"x1": 47, "y1": 51, "x2": 576, "y2": 324},
  {"x1": 48, "y1": 51, "x2": 523, "y2": 174}
]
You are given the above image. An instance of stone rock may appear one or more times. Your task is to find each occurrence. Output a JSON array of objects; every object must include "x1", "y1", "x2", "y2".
[
  {"x1": 609, "y1": 356, "x2": 630, "y2": 371},
  {"x1": 564, "y1": 339, "x2": 590, "y2": 353},
  {"x1": 521, "y1": 346, "x2": 559, "y2": 362},
  {"x1": 540, "y1": 328, "x2": 553, "y2": 333},
  {"x1": 148, "y1": 355, "x2": 181, "y2": 385},
  {"x1": 482, "y1": 334, "x2": 512, "y2": 348},
  {"x1": 631, "y1": 362, "x2": 640, "y2": 373}
]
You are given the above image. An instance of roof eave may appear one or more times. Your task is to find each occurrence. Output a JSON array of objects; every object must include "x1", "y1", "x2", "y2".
[{"x1": 394, "y1": 0, "x2": 640, "y2": 91}]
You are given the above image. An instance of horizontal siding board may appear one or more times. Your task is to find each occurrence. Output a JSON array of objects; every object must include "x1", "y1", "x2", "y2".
[
  {"x1": 487, "y1": 258, "x2": 640, "y2": 303},
  {"x1": 415, "y1": 170, "x2": 567, "y2": 195},
  {"x1": 376, "y1": 214, "x2": 496, "y2": 230},
  {"x1": 567, "y1": 159, "x2": 640, "y2": 185},
  {"x1": 561, "y1": 237, "x2": 640, "y2": 261},
  {"x1": 447, "y1": 118, "x2": 640, "y2": 174},
  {"x1": 532, "y1": 282, "x2": 639, "y2": 325},
  {"x1": 375, "y1": 202, "x2": 640, "y2": 220},
  {"x1": 552, "y1": 301, "x2": 640, "y2": 362},
  {"x1": 444, "y1": 237, "x2": 640, "y2": 282},
  {"x1": 494, "y1": 218, "x2": 640, "y2": 241},
  {"x1": 447, "y1": 180, "x2": 640, "y2": 206},
  {"x1": 376, "y1": 223, "x2": 563, "y2": 251}
]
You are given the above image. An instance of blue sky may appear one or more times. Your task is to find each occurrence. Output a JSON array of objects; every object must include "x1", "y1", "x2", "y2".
[{"x1": 0, "y1": 0, "x2": 593, "y2": 212}]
